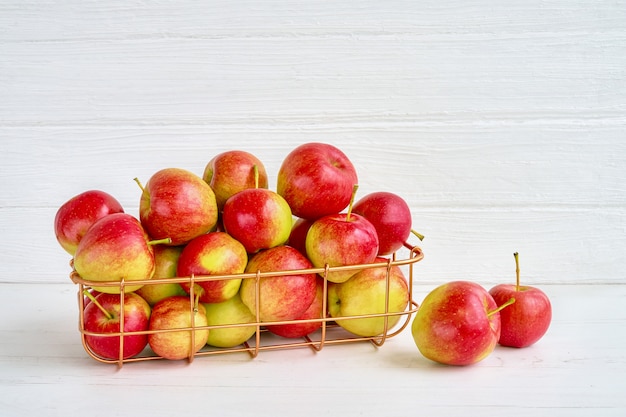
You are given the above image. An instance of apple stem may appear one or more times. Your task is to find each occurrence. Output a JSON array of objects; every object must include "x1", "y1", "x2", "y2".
[
  {"x1": 83, "y1": 289, "x2": 113, "y2": 320},
  {"x1": 487, "y1": 297, "x2": 516, "y2": 317},
  {"x1": 193, "y1": 292, "x2": 200, "y2": 313},
  {"x1": 133, "y1": 177, "x2": 145, "y2": 192},
  {"x1": 411, "y1": 229, "x2": 425, "y2": 241},
  {"x1": 148, "y1": 237, "x2": 172, "y2": 246},
  {"x1": 345, "y1": 184, "x2": 359, "y2": 222},
  {"x1": 253, "y1": 164, "x2": 259, "y2": 189},
  {"x1": 514, "y1": 252, "x2": 520, "y2": 292}
]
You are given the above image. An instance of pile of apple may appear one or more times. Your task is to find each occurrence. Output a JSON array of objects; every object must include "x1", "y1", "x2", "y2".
[{"x1": 55, "y1": 142, "x2": 423, "y2": 362}]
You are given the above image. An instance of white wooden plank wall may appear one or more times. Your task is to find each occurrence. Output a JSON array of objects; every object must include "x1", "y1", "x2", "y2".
[{"x1": 1, "y1": 0, "x2": 625, "y2": 285}]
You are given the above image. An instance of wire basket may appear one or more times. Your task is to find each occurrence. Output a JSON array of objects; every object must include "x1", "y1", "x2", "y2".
[{"x1": 70, "y1": 243, "x2": 423, "y2": 367}]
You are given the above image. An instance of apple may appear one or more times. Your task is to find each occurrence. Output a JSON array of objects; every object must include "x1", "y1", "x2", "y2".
[
  {"x1": 489, "y1": 252, "x2": 552, "y2": 348},
  {"x1": 176, "y1": 232, "x2": 248, "y2": 303},
  {"x1": 352, "y1": 191, "x2": 418, "y2": 256},
  {"x1": 327, "y1": 258, "x2": 409, "y2": 337},
  {"x1": 277, "y1": 142, "x2": 358, "y2": 220},
  {"x1": 136, "y1": 168, "x2": 218, "y2": 246},
  {"x1": 73, "y1": 213, "x2": 169, "y2": 293},
  {"x1": 240, "y1": 245, "x2": 317, "y2": 322},
  {"x1": 54, "y1": 190, "x2": 124, "y2": 255},
  {"x1": 82, "y1": 291, "x2": 151, "y2": 360},
  {"x1": 135, "y1": 244, "x2": 187, "y2": 306},
  {"x1": 203, "y1": 293, "x2": 257, "y2": 348},
  {"x1": 266, "y1": 276, "x2": 325, "y2": 338},
  {"x1": 148, "y1": 295, "x2": 209, "y2": 361},
  {"x1": 286, "y1": 217, "x2": 314, "y2": 256},
  {"x1": 222, "y1": 167, "x2": 292, "y2": 253},
  {"x1": 305, "y1": 185, "x2": 379, "y2": 283},
  {"x1": 202, "y1": 150, "x2": 269, "y2": 211},
  {"x1": 411, "y1": 281, "x2": 514, "y2": 366}
]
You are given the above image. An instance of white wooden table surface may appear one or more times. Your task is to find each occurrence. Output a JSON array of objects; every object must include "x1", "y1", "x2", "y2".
[
  {"x1": 1, "y1": 1, "x2": 625, "y2": 415},
  {"x1": 1, "y1": 282, "x2": 625, "y2": 417}
]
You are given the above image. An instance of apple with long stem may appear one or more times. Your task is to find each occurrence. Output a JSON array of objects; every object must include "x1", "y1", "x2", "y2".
[
  {"x1": 135, "y1": 167, "x2": 218, "y2": 246},
  {"x1": 305, "y1": 184, "x2": 379, "y2": 283},
  {"x1": 411, "y1": 281, "x2": 515, "y2": 365},
  {"x1": 203, "y1": 150, "x2": 269, "y2": 211},
  {"x1": 82, "y1": 291, "x2": 151, "y2": 360},
  {"x1": 489, "y1": 252, "x2": 552, "y2": 348}
]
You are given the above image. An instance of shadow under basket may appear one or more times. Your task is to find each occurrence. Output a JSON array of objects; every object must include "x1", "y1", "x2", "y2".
[{"x1": 70, "y1": 244, "x2": 424, "y2": 367}]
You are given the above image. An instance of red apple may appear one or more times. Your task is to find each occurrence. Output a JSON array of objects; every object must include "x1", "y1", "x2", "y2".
[
  {"x1": 54, "y1": 190, "x2": 124, "y2": 255},
  {"x1": 286, "y1": 217, "x2": 314, "y2": 256},
  {"x1": 135, "y1": 244, "x2": 187, "y2": 306},
  {"x1": 266, "y1": 276, "x2": 325, "y2": 338},
  {"x1": 73, "y1": 213, "x2": 166, "y2": 293},
  {"x1": 202, "y1": 150, "x2": 269, "y2": 211},
  {"x1": 148, "y1": 296, "x2": 209, "y2": 361},
  {"x1": 327, "y1": 258, "x2": 409, "y2": 337},
  {"x1": 411, "y1": 281, "x2": 514, "y2": 366},
  {"x1": 305, "y1": 186, "x2": 379, "y2": 283},
  {"x1": 83, "y1": 291, "x2": 151, "y2": 360},
  {"x1": 176, "y1": 232, "x2": 248, "y2": 303},
  {"x1": 352, "y1": 191, "x2": 414, "y2": 256},
  {"x1": 222, "y1": 187, "x2": 292, "y2": 254},
  {"x1": 240, "y1": 246, "x2": 317, "y2": 322},
  {"x1": 277, "y1": 142, "x2": 358, "y2": 220},
  {"x1": 136, "y1": 168, "x2": 218, "y2": 246},
  {"x1": 489, "y1": 252, "x2": 552, "y2": 348}
]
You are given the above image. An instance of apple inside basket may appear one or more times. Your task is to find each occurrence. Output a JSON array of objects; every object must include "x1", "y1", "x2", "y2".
[{"x1": 70, "y1": 244, "x2": 423, "y2": 367}]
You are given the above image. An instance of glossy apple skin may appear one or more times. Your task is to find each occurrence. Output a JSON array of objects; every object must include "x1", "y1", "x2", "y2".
[
  {"x1": 83, "y1": 292, "x2": 151, "y2": 360},
  {"x1": 135, "y1": 245, "x2": 187, "y2": 306},
  {"x1": 203, "y1": 293, "x2": 257, "y2": 348},
  {"x1": 306, "y1": 213, "x2": 379, "y2": 283},
  {"x1": 328, "y1": 258, "x2": 409, "y2": 337},
  {"x1": 266, "y1": 276, "x2": 325, "y2": 338},
  {"x1": 73, "y1": 213, "x2": 155, "y2": 294},
  {"x1": 139, "y1": 168, "x2": 218, "y2": 246},
  {"x1": 148, "y1": 296, "x2": 209, "y2": 360},
  {"x1": 489, "y1": 284, "x2": 552, "y2": 348},
  {"x1": 222, "y1": 188, "x2": 292, "y2": 253},
  {"x1": 54, "y1": 190, "x2": 124, "y2": 255},
  {"x1": 287, "y1": 217, "x2": 314, "y2": 257},
  {"x1": 352, "y1": 191, "x2": 412, "y2": 256},
  {"x1": 203, "y1": 150, "x2": 269, "y2": 211},
  {"x1": 240, "y1": 246, "x2": 317, "y2": 322},
  {"x1": 176, "y1": 232, "x2": 247, "y2": 303},
  {"x1": 411, "y1": 281, "x2": 501, "y2": 366},
  {"x1": 277, "y1": 142, "x2": 358, "y2": 220}
]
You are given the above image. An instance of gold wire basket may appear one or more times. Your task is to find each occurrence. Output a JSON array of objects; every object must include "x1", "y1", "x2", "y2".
[{"x1": 70, "y1": 243, "x2": 423, "y2": 367}]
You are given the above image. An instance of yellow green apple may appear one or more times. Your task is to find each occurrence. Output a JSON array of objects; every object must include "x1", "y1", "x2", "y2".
[
  {"x1": 203, "y1": 293, "x2": 257, "y2": 348},
  {"x1": 135, "y1": 244, "x2": 187, "y2": 306},
  {"x1": 327, "y1": 258, "x2": 409, "y2": 337}
]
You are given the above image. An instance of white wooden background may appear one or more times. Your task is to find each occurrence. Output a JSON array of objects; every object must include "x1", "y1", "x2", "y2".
[{"x1": 1, "y1": 0, "x2": 625, "y2": 286}]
